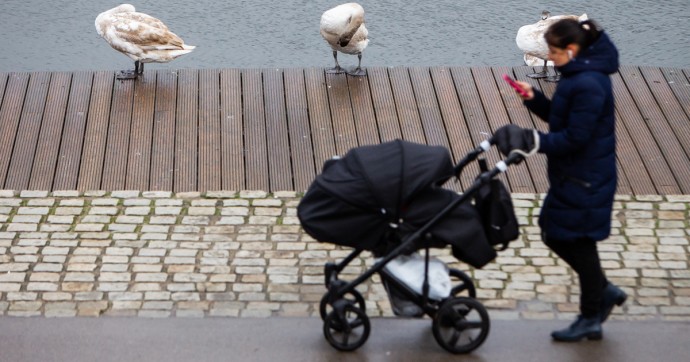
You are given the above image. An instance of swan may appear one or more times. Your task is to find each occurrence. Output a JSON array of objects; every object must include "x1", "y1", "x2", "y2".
[
  {"x1": 95, "y1": 4, "x2": 195, "y2": 79},
  {"x1": 516, "y1": 10, "x2": 587, "y2": 81},
  {"x1": 320, "y1": 3, "x2": 369, "y2": 76}
]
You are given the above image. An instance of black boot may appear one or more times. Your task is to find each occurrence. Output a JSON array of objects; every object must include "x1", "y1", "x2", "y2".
[
  {"x1": 551, "y1": 315, "x2": 602, "y2": 342},
  {"x1": 600, "y1": 282, "x2": 627, "y2": 322}
]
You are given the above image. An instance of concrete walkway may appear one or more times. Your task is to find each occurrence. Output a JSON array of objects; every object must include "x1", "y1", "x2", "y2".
[{"x1": 1, "y1": 317, "x2": 689, "y2": 362}]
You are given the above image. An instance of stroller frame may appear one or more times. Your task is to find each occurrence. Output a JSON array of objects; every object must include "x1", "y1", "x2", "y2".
[{"x1": 319, "y1": 142, "x2": 524, "y2": 353}]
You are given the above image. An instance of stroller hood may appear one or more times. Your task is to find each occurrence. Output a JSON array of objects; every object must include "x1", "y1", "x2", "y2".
[
  {"x1": 298, "y1": 140, "x2": 498, "y2": 267},
  {"x1": 316, "y1": 140, "x2": 454, "y2": 214}
]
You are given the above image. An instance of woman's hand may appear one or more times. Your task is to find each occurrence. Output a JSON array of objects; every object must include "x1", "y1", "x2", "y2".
[{"x1": 515, "y1": 81, "x2": 534, "y2": 100}]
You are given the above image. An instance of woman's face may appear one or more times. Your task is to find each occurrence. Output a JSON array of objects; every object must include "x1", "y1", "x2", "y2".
[{"x1": 547, "y1": 46, "x2": 571, "y2": 67}]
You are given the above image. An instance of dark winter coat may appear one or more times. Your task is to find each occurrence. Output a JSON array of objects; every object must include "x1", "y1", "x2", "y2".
[{"x1": 524, "y1": 32, "x2": 619, "y2": 241}]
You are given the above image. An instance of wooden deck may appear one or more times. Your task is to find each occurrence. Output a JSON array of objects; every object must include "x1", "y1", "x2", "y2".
[{"x1": 1, "y1": 66, "x2": 689, "y2": 194}]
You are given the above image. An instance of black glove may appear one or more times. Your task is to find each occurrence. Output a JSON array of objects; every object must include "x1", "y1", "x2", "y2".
[{"x1": 492, "y1": 124, "x2": 537, "y2": 158}]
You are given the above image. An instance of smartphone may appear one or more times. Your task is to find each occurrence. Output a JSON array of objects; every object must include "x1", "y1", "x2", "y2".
[{"x1": 502, "y1": 74, "x2": 529, "y2": 97}]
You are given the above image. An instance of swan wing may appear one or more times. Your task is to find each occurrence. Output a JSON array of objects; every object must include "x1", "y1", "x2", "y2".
[
  {"x1": 516, "y1": 23, "x2": 549, "y2": 56},
  {"x1": 107, "y1": 12, "x2": 187, "y2": 51}
]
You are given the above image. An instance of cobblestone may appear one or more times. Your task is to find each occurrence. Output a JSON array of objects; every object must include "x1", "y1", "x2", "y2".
[{"x1": 0, "y1": 191, "x2": 688, "y2": 320}]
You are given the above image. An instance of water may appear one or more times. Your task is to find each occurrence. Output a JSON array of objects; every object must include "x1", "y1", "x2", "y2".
[{"x1": 1, "y1": 0, "x2": 689, "y2": 73}]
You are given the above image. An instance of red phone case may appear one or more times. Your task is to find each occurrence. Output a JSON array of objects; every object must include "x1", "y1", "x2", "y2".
[{"x1": 502, "y1": 74, "x2": 529, "y2": 97}]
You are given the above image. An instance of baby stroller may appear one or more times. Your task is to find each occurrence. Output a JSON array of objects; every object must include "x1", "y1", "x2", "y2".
[{"x1": 297, "y1": 139, "x2": 523, "y2": 354}]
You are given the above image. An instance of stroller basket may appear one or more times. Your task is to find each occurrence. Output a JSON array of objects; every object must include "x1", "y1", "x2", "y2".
[{"x1": 297, "y1": 139, "x2": 524, "y2": 354}]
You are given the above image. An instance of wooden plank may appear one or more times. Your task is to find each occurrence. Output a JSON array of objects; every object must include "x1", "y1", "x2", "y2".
[
  {"x1": 388, "y1": 67, "x2": 426, "y2": 143},
  {"x1": 125, "y1": 72, "x2": 156, "y2": 190},
  {"x1": 408, "y1": 66, "x2": 461, "y2": 192},
  {"x1": 325, "y1": 72, "x2": 359, "y2": 155},
  {"x1": 198, "y1": 69, "x2": 221, "y2": 192},
  {"x1": 612, "y1": 106, "x2": 656, "y2": 195},
  {"x1": 5, "y1": 72, "x2": 51, "y2": 190},
  {"x1": 149, "y1": 70, "x2": 177, "y2": 191},
  {"x1": 449, "y1": 67, "x2": 492, "y2": 146},
  {"x1": 644, "y1": 67, "x2": 690, "y2": 160},
  {"x1": 29, "y1": 72, "x2": 72, "y2": 190},
  {"x1": 219, "y1": 69, "x2": 244, "y2": 190},
  {"x1": 535, "y1": 71, "x2": 558, "y2": 100},
  {"x1": 619, "y1": 65, "x2": 690, "y2": 193},
  {"x1": 509, "y1": 66, "x2": 550, "y2": 194},
  {"x1": 173, "y1": 69, "x2": 199, "y2": 192},
  {"x1": 0, "y1": 73, "x2": 8, "y2": 107},
  {"x1": 0, "y1": 73, "x2": 30, "y2": 187},
  {"x1": 366, "y1": 67, "x2": 402, "y2": 142},
  {"x1": 304, "y1": 68, "x2": 336, "y2": 165},
  {"x1": 101, "y1": 77, "x2": 135, "y2": 190},
  {"x1": 347, "y1": 73, "x2": 380, "y2": 146},
  {"x1": 77, "y1": 72, "x2": 114, "y2": 191},
  {"x1": 514, "y1": 67, "x2": 550, "y2": 133},
  {"x1": 284, "y1": 68, "x2": 316, "y2": 191},
  {"x1": 53, "y1": 72, "x2": 93, "y2": 190},
  {"x1": 612, "y1": 71, "x2": 680, "y2": 194},
  {"x1": 662, "y1": 68, "x2": 690, "y2": 121},
  {"x1": 242, "y1": 68, "x2": 269, "y2": 190},
  {"x1": 614, "y1": 161, "x2": 632, "y2": 194},
  {"x1": 409, "y1": 67, "x2": 450, "y2": 148},
  {"x1": 263, "y1": 68, "x2": 292, "y2": 191},
  {"x1": 429, "y1": 67, "x2": 476, "y2": 189},
  {"x1": 449, "y1": 67, "x2": 502, "y2": 182},
  {"x1": 475, "y1": 66, "x2": 535, "y2": 193}
]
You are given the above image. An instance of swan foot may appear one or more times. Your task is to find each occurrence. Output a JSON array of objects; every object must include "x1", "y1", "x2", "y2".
[
  {"x1": 116, "y1": 70, "x2": 138, "y2": 80},
  {"x1": 347, "y1": 67, "x2": 367, "y2": 76},
  {"x1": 526, "y1": 71, "x2": 549, "y2": 79},
  {"x1": 544, "y1": 74, "x2": 562, "y2": 82},
  {"x1": 326, "y1": 66, "x2": 346, "y2": 74}
]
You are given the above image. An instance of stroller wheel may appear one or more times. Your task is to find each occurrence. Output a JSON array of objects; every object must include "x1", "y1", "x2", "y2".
[
  {"x1": 432, "y1": 297, "x2": 490, "y2": 354},
  {"x1": 449, "y1": 268, "x2": 477, "y2": 298},
  {"x1": 323, "y1": 304, "x2": 371, "y2": 351},
  {"x1": 319, "y1": 289, "x2": 366, "y2": 321}
]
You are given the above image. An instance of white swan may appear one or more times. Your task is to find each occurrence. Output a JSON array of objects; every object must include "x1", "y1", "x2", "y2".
[
  {"x1": 516, "y1": 11, "x2": 587, "y2": 81},
  {"x1": 95, "y1": 4, "x2": 195, "y2": 79},
  {"x1": 320, "y1": 3, "x2": 369, "y2": 76}
]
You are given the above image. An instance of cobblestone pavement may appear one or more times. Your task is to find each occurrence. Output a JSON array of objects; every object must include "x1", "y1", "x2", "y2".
[{"x1": 1, "y1": 190, "x2": 688, "y2": 321}]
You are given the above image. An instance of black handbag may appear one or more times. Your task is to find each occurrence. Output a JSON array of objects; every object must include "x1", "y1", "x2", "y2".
[{"x1": 473, "y1": 159, "x2": 520, "y2": 250}]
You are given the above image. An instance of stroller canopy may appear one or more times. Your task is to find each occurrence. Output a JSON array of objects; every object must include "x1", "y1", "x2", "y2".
[
  {"x1": 316, "y1": 140, "x2": 454, "y2": 216},
  {"x1": 298, "y1": 140, "x2": 497, "y2": 267}
]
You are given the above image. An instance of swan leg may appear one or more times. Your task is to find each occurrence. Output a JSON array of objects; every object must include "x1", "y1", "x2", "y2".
[
  {"x1": 526, "y1": 59, "x2": 549, "y2": 79},
  {"x1": 347, "y1": 53, "x2": 366, "y2": 76},
  {"x1": 117, "y1": 63, "x2": 138, "y2": 80},
  {"x1": 326, "y1": 50, "x2": 345, "y2": 74}
]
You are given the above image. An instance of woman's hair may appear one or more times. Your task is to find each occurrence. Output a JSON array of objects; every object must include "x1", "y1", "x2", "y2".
[{"x1": 544, "y1": 19, "x2": 602, "y2": 50}]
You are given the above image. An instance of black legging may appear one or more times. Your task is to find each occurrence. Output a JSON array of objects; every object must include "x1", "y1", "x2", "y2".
[{"x1": 543, "y1": 235, "x2": 608, "y2": 318}]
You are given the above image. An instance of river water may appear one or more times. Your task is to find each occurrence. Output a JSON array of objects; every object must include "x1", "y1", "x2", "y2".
[{"x1": 0, "y1": 0, "x2": 688, "y2": 73}]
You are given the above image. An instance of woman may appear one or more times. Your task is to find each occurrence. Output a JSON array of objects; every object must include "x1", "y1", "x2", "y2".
[{"x1": 493, "y1": 19, "x2": 627, "y2": 342}]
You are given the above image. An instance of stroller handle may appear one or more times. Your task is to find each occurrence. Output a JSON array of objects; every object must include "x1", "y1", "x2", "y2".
[{"x1": 453, "y1": 139, "x2": 524, "y2": 177}]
